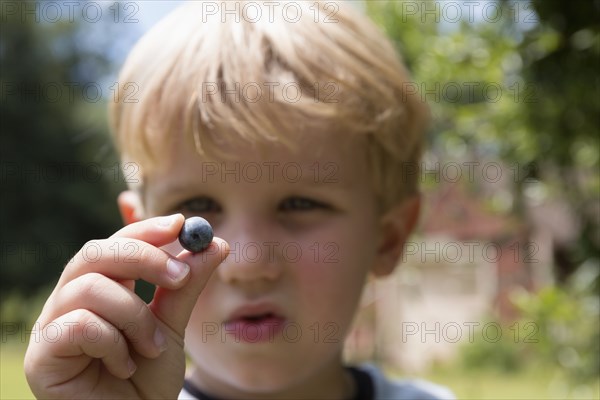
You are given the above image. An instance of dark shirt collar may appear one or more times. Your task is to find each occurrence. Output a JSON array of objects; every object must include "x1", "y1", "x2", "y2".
[{"x1": 182, "y1": 366, "x2": 374, "y2": 400}]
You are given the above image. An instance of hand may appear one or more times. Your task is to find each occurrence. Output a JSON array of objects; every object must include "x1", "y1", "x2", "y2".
[{"x1": 24, "y1": 214, "x2": 229, "y2": 399}]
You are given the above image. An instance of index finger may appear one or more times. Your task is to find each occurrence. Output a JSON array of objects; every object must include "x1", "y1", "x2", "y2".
[
  {"x1": 110, "y1": 214, "x2": 185, "y2": 247},
  {"x1": 54, "y1": 214, "x2": 186, "y2": 290}
]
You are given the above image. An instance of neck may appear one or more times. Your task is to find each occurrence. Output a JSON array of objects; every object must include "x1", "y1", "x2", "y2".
[{"x1": 188, "y1": 357, "x2": 355, "y2": 399}]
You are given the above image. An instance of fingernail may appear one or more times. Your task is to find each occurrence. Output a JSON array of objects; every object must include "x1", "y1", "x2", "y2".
[
  {"x1": 157, "y1": 214, "x2": 180, "y2": 227},
  {"x1": 128, "y1": 357, "x2": 137, "y2": 376},
  {"x1": 167, "y1": 258, "x2": 190, "y2": 281},
  {"x1": 154, "y1": 328, "x2": 168, "y2": 352}
]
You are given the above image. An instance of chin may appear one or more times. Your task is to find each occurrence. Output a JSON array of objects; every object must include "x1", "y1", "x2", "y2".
[{"x1": 219, "y1": 357, "x2": 304, "y2": 395}]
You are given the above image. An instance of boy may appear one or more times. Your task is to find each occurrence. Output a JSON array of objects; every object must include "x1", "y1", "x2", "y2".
[{"x1": 25, "y1": 1, "x2": 454, "y2": 399}]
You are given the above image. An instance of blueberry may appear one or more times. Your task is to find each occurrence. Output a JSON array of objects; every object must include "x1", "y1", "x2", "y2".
[{"x1": 178, "y1": 217, "x2": 214, "y2": 253}]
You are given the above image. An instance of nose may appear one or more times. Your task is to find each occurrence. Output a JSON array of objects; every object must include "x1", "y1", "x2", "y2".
[{"x1": 217, "y1": 220, "x2": 284, "y2": 285}]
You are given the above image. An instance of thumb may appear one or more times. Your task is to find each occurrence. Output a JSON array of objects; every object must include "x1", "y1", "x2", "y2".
[{"x1": 149, "y1": 237, "x2": 229, "y2": 337}]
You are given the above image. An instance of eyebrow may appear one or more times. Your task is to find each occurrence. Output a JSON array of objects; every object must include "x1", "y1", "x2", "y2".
[
  {"x1": 148, "y1": 179, "x2": 197, "y2": 201},
  {"x1": 150, "y1": 169, "x2": 350, "y2": 198}
]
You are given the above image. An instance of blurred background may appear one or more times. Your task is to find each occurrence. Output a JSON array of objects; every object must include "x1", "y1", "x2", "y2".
[{"x1": 1, "y1": 1, "x2": 598, "y2": 398}]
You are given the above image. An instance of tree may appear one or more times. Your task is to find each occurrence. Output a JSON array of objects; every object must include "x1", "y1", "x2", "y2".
[
  {"x1": 0, "y1": 5, "x2": 124, "y2": 299},
  {"x1": 366, "y1": 0, "x2": 599, "y2": 287}
]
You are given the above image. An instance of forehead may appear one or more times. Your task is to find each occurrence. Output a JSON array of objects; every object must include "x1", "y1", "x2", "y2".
[{"x1": 144, "y1": 132, "x2": 370, "y2": 199}]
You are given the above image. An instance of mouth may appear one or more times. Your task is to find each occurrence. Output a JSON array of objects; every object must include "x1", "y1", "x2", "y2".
[
  {"x1": 227, "y1": 302, "x2": 285, "y2": 322},
  {"x1": 224, "y1": 304, "x2": 287, "y2": 343},
  {"x1": 236, "y1": 312, "x2": 281, "y2": 323}
]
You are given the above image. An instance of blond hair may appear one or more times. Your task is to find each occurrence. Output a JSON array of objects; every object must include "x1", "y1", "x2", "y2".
[{"x1": 109, "y1": 1, "x2": 428, "y2": 212}]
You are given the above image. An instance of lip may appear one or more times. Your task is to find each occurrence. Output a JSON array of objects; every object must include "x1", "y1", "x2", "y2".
[
  {"x1": 226, "y1": 302, "x2": 285, "y2": 322},
  {"x1": 223, "y1": 302, "x2": 287, "y2": 343}
]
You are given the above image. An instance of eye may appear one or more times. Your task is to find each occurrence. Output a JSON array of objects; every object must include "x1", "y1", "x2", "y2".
[
  {"x1": 279, "y1": 197, "x2": 328, "y2": 212},
  {"x1": 178, "y1": 197, "x2": 221, "y2": 214}
]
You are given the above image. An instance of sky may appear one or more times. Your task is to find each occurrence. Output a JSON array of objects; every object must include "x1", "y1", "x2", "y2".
[{"x1": 132, "y1": 1, "x2": 183, "y2": 33}]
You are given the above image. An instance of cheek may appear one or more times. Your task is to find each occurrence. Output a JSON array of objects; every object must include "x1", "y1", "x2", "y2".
[
  {"x1": 309, "y1": 213, "x2": 379, "y2": 276},
  {"x1": 291, "y1": 228, "x2": 375, "y2": 320}
]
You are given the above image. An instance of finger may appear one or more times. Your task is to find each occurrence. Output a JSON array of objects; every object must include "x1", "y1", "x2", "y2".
[
  {"x1": 26, "y1": 309, "x2": 133, "y2": 389},
  {"x1": 48, "y1": 273, "x2": 167, "y2": 359},
  {"x1": 111, "y1": 214, "x2": 185, "y2": 247},
  {"x1": 57, "y1": 238, "x2": 191, "y2": 291},
  {"x1": 101, "y1": 213, "x2": 185, "y2": 292},
  {"x1": 150, "y1": 238, "x2": 229, "y2": 337}
]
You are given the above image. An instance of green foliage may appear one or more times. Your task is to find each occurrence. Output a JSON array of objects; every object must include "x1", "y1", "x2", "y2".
[
  {"x1": 459, "y1": 320, "x2": 527, "y2": 373},
  {"x1": 0, "y1": 7, "x2": 124, "y2": 297},
  {"x1": 0, "y1": 285, "x2": 53, "y2": 329},
  {"x1": 367, "y1": 0, "x2": 535, "y2": 163},
  {"x1": 366, "y1": 1, "x2": 599, "y2": 285},
  {"x1": 459, "y1": 264, "x2": 599, "y2": 390},
  {"x1": 511, "y1": 263, "x2": 600, "y2": 384}
]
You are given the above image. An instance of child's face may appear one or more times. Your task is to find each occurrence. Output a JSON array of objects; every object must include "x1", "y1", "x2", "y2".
[{"x1": 131, "y1": 133, "x2": 400, "y2": 395}]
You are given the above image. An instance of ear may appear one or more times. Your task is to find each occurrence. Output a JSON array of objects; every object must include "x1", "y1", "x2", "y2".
[
  {"x1": 372, "y1": 195, "x2": 421, "y2": 277},
  {"x1": 117, "y1": 190, "x2": 144, "y2": 225}
]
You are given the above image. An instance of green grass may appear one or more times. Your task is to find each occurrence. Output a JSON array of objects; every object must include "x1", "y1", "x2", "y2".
[
  {"x1": 419, "y1": 365, "x2": 600, "y2": 400},
  {"x1": 1, "y1": 341, "x2": 34, "y2": 399}
]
